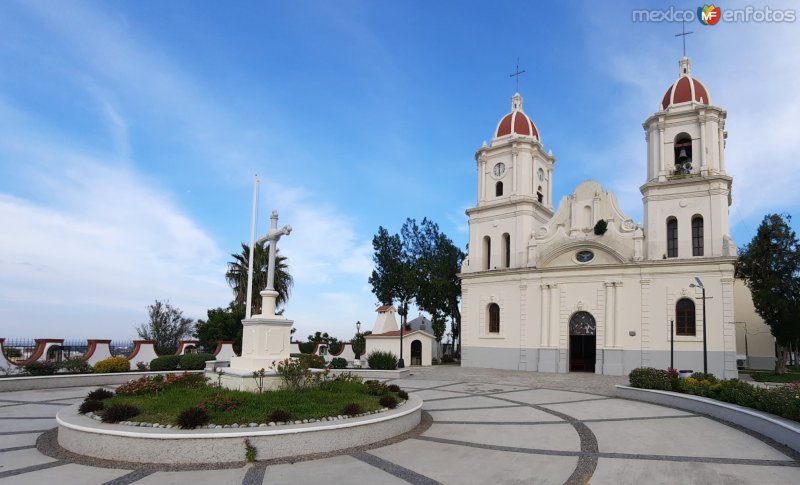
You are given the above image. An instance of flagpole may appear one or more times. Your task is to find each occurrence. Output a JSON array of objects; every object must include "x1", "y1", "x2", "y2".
[{"x1": 245, "y1": 175, "x2": 259, "y2": 319}]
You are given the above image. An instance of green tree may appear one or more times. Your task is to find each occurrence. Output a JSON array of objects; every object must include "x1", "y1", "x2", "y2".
[
  {"x1": 194, "y1": 302, "x2": 245, "y2": 354},
  {"x1": 226, "y1": 243, "x2": 293, "y2": 316},
  {"x1": 737, "y1": 214, "x2": 800, "y2": 374},
  {"x1": 351, "y1": 331, "x2": 370, "y2": 359},
  {"x1": 135, "y1": 300, "x2": 194, "y2": 355},
  {"x1": 400, "y1": 218, "x2": 465, "y2": 354},
  {"x1": 306, "y1": 331, "x2": 342, "y2": 355},
  {"x1": 369, "y1": 224, "x2": 418, "y2": 322}
]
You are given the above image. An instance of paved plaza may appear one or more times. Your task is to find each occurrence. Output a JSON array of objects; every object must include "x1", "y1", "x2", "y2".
[{"x1": 0, "y1": 368, "x2": 798, "y2": 484}]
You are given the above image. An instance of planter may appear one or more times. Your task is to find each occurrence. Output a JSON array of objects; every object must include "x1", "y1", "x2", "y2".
[
  {"x1": 57, "y1": 394, "x2": 423, "y2": 464},
  {"x1": 616, "y1": 385, "x2": 800, "y2": 453}
]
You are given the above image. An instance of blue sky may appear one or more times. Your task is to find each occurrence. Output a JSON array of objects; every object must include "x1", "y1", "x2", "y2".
[{"x1": 1, "y1": 0, "x2": 798, "y2": 341}]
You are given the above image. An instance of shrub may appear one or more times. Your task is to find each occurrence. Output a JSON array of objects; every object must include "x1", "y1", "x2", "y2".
[
  {"x1": 297, "y1": 341, "x2": 316, "y2": 354},
  {"x1": 79, "y1": 399, "x2": 105, "y2": 414},
  {"x1": 24, "y1": 361, "x2": 59, "y2": 376},
  {"x1": 149, "y1": 355, "x2": 181, "y2": 371},
  {"x1": 87, "y1": 388, "x2": 114, "y2": 401},
  {"x1": 334, "y1": 372, "x2": 363, "y2": 384},
  {"x1": 367, "y1": 351, "x2": 398, "y2": 370},
  {"x1": 690, "y1": 372, "x2": 718, "y2": 384},
  {"x1": 116, "y1": 376, "x2": 164, "y2": 396},
  {"x1": 199, "y1": 394, "x2": 241, "y2": 412},
  {"x1": 379, "y1": 395, "x2": 398, "y2": 409},
  {"x1": 297, "y1": 353, "x2": 326, "y2": 369},
  {"x1": 329, "y1": 357, "x2": 348, "y2": 369},
  {"x1": 342, "y1": 403, "x2": 363, "y2": 416},
  {"x1": 387, "y1": 384, "x2": 400, "y2": 392},
  {"x1": 135, "y1": 361, "x2": 148, "y2": 371},
  {"x1": 628, "y1": 367, "x2": 673, "y2": 391},
  {"x1": 365, "y1": 380, "x2": 389, "y2": 396},
  {"x1": 593, "y1": 219, "x2": 608, "y2": 235},
  {"x1": 179, "y1": 352, "x2": 215, "y2": 370},
  {"x1": 397, "y1": 390, "x2": 409, "y2": 400},
  {"x1": 328, "y1": 340, "x2": 343, "y2": 355},
  {"x1": 441, "y1": 355, "x2": 455, "y2": 363},
  {"x1": 275, "y1": 358, "x2": 312, "y2": 391},
  {"x1": 176, "y1": 406, "x2": 209, "y2": 429},
  {"x1": 102, "y1": 404, "x2": 140, "y2": 423},
  {"x1": 93, "y1": 357, "x2": 130, "y2": 373},
  {"x1": 269, "y1": 409, "x2": 292, "y2": 423},
  {"x1": 60, "y1": 357, "x2": 92, "y2": 374}
]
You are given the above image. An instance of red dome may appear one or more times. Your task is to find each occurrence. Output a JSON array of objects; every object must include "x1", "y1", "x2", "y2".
[
  {"x1": 495, "y1": 93, "x2": 540, "y2": 140},
  {"x1": 661, "y1": 57, "x2": 711, "y2": 110}
]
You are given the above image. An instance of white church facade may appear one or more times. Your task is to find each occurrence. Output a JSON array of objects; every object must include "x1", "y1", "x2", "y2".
[{"x1": 460, "y1": 57, "x2": 740, "y2": 378}]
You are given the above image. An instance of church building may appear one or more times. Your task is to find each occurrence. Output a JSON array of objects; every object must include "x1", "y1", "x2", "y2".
[{"x1": 459, "y1": 57, "x2": 739, "y2": 378}]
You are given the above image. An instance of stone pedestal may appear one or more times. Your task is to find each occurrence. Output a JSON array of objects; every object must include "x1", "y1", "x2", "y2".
[{"x1": 228, "y1": 289, "x2": 293, "y2": 372}]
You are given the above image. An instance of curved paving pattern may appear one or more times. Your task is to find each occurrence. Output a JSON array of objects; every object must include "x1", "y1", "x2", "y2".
[{"x1": 0, "y1": 373, "x2": 798, "y2": 484}]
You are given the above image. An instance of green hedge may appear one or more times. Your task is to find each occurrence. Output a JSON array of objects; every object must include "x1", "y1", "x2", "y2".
[
  {"x1": 150, "y1": 355, "x2": 181, "y2": 371},
  {"x1": 628, "y1": 367, "x2": 800, "y2": 422},
  {"x1": 179, "y1": 353, "x2": 216, "y2": 370},
  {"x1": 329, "y1": 357, "x2": 348, "y2": 369},
  {"x1": 93, "y1": 357, "x2": 131, "y2": 373},
  {"x1": 367, "y1": 351, "x2": 398, "y2": 370}
]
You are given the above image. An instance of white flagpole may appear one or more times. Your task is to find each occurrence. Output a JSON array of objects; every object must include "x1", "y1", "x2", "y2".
[{"x1": 245, "y1": 175, "x2": 259, "y2": 319}]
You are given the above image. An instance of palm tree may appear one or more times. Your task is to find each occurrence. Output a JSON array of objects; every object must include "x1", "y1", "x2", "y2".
[{"x1": 226, "y1": 243, "x2": 293, "y2": 316}]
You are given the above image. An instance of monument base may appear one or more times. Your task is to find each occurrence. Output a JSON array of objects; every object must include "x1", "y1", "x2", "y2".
[{"x1": 229, "y1": 316, "x2": 294, "y2": 373}]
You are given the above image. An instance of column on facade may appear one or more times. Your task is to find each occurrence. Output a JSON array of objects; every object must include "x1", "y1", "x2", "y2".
[
  {"x1": 614, "y1": 282, "x2": 622, "y2": 347},
  {"x1": 547, "y1": 169, "x2": 553, "y2": 207},
  {"x1": 540, "y1": 284, "x2": 550, "y2": 347},
  {"x1": 699, "y1": 114, "x2": 708, "y2": 173},
  {"x1": 718, "y1": 125, "x2": 726, "y2": 173},
  {"x1": 512, "y1": 149, "x2": 518, "y2": 193},
  {"x1": 658, "y1": 125, "x2": 665, "y2": 177},
  {"x1": 549, "y1": 283, "x2": 559, "y2": 346},
  {"x1": 478, "y1": 156, "x2": 487, "y2": 203},
  {"x1": 604, "y1": 282, "x2": 615, "y2": 347}
]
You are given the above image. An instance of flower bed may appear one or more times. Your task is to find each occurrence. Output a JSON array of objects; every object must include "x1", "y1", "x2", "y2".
[
  {"x1": 628, "y1": 367, "x2": 800, "y2": 422},
  {"x1": 82, "y1": 370, "x2": 408, "y2": 429}
]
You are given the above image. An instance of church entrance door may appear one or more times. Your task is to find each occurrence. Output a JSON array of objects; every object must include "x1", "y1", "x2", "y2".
[
  {"x1": 410, "y1": 340, "x2": 422, "y2": 366},
  {"x1": 569, "y1": 311, "x2": 596, "y2": 372}
]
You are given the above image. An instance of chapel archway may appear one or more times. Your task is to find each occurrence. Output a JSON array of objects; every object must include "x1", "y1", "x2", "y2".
[
  {"x1": 410, "y1": 340, "x2": 422, "y2": 366},
  {"x1": 569, "y1": 311, "x2": 596, "y2": 372}
]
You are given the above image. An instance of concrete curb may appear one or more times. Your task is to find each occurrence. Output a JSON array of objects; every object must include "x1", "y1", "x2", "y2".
[
  {"x1": 615, "y1": 385, "x2": 800, "y2": 453},
  {"x1": 0, "y1": 370, "x2": 203, "y2": 392},
  {"x1": 328, "y1": 368, "x2": 411, "y2": 379},
  {"x1": 56, "y1": 394, "x2": 423, "y2": 463}
]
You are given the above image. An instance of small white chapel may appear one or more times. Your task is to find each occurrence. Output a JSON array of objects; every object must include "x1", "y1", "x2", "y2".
[{"x1": 459, "y1": 57, "x2": 740, "y2": 378}]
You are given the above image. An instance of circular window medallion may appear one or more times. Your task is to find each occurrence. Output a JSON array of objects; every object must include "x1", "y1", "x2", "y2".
[{"x1": 576, "y1": 250, "x2": 594, "y2": 263}]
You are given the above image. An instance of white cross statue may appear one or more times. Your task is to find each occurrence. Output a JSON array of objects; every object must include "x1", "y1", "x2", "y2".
[{"x1": 255, "y1": 210, "x2": 291, "y2": 315}]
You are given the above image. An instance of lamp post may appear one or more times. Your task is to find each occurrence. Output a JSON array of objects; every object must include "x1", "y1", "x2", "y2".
[
  {"x1": 670, "y1": 319, "x2": 674, "y2": 370},
  {"x1": 398, "y1": 296, "x2": 412, "y2": 369},
  {"x1": 356, "y1": 320, "x2": 361, "y2": 335},
  {"x1": 689, "y1": 277, "x2": 708, "y2": 374}
]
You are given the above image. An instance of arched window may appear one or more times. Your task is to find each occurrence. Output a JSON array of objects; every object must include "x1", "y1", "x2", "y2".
[
  {"x1": 667, "y1": 217, "x2": 678, "y2": 258},
  {"x1": 488, "y1": 303, "x2": 500, "y2": 333},
  {"x1": 676, "y1": 299, "x2": 696, "y2": 336},
  {"x1": 495, "y1": 181, "x2": 503, "y2": 197},
  {"x1": 483, "y1": 236, "x2": 491, "y2": 270},
  {"x1": 692, "y1": 216, "x2": 704, "y2": 256},
  {"x1": 537, "y1": 186, "x2": 543, "y2": 203},
  {"x1": 674, "y1": 133, "x2": 692, "y2": 174},
  {"x1": 502, "y1": 233, "x2": 511, "y2": 268}
]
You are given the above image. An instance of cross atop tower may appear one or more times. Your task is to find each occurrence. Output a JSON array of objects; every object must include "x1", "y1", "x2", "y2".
[
  {"x1": 675, "y1": 19, "x2": 694, "y2": 57},
  {"x1": 509, "y1": 58, "x2": 526, "y2": 93}
]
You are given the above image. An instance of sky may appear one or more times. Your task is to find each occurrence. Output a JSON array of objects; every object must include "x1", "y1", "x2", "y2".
[{"x1": 1, "y1": 0, "x2": 798, "y2": 341}]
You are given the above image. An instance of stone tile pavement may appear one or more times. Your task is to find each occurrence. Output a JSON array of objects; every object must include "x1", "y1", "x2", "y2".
[{"x1": 0, "y1": 368, "x2": 797, "y2": 484}]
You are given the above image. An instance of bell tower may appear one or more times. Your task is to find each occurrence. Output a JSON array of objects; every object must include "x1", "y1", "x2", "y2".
[
  {"x1": 641, "y1": 57, "x2": 735, "y2": 260},
  {"x1": 464, "y1": 92, "x2": 556, "y2": 273}
]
